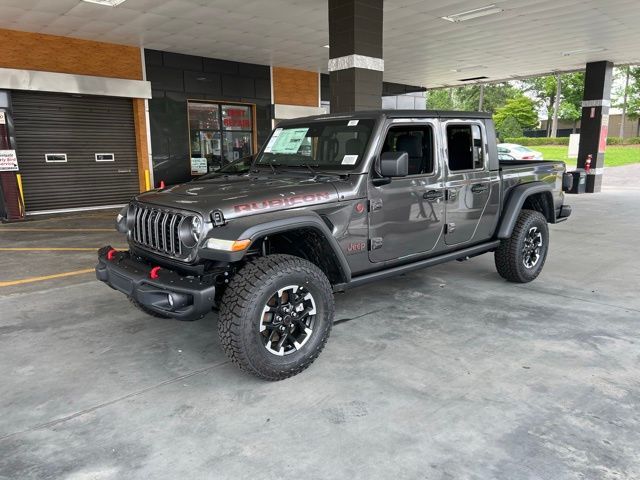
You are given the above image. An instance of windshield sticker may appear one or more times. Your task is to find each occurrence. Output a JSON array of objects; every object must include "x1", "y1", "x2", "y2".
[
  {"x1": 342, "y1": 154, "x2": 358, "y2": 165},
  {"x1": 348, "y1": 120, "x2": 359, "y2": 126},
  {"x1": 263, "y1": 128, "x2": 283, "y2": 153},
  {"x1": 268, "y1": 127, "x2": 310, "y2": 154}
]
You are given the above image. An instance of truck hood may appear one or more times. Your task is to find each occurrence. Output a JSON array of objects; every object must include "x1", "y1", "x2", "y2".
[{"x1": 135, "y1": 173, "x2": 341, "y2": 220}]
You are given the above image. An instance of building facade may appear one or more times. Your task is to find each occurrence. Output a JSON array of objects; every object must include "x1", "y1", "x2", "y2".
[{"x1": 0, "y1": 28, "x2": 424, "y2": 219}]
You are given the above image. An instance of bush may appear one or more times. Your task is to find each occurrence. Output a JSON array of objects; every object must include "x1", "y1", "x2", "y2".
[
  {"x1": 503, "y1": 136, "x2": 640, "y2": 147},
  {"x1": 504, "y1": 137, "x2": 569, "y2": 146}
]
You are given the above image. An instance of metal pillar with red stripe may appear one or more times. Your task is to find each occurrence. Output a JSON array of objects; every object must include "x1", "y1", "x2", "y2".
[{"x1": 577, "y1": 61, "x2": 614, "y2": 193}]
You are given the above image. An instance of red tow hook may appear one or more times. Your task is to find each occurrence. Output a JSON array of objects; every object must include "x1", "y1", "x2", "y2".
[
  {"x1": 106, "y1": 248, "x2": 118, "y2": 261},
  {"x1": 150, "y1": 266, "x2": 161, "y2": 279}
]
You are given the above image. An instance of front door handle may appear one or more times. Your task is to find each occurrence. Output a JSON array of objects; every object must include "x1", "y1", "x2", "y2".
[
  {"x1": 423, "y1": 190, "x2": 444, "y2": 201},
  {"x1": 471, "y1": 183, "x2": 488, "y2": 194}
]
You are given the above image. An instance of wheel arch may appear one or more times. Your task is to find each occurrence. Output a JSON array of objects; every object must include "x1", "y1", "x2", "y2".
[
  {"x1": 208, "y1": 212, "x2": 352, "y2": 285},
  {"x1": 497, "y1": 182, "x2": 555, "y2": 239}
]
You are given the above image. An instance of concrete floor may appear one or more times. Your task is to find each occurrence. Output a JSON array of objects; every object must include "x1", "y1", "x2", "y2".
[{"x1": 1, "y1": 183, "x2": 639, "y2": 479}]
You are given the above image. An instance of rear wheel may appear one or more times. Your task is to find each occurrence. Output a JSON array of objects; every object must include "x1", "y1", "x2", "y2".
[
  {"x1": 495, "y1": 209, "x2": 549, "y2": 283},
  {"x1": 218, "y1": 254, "x2": 334, "y2": 380}
]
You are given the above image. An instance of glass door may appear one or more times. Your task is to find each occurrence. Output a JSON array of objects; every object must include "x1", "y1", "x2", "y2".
[{"x1": 188, "y1": 101, "x2": 254, "y2": 175}]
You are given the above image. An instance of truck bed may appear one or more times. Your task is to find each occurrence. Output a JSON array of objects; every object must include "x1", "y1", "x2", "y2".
[{"x1": 499, "y1": 159, "x2": 565, "y2": 169}]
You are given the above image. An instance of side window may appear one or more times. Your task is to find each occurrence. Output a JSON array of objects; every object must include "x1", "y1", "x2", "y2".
[
  {"x1": 447, "y1": 124, "x2": 484, "y2": 171},
  {"x1": 381, "y1": 124, "x2": 434, "y2": 175}
]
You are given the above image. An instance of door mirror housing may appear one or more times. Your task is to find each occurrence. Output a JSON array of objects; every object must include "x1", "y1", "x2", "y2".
[{"x1": 379, "y1": 151, "x2": 409, "y2": 178}]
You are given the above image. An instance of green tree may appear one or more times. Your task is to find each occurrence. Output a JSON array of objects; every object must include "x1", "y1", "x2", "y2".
[
  {"x1": 522, "y1": 72, "x2": 584, "y2": 134},
  {"x1": 496, "y1": 115, "x2": 523, "y2": 141},
  {"x1": 613, "y1": 66, "x2": 640, "y2": 136},
  {"x1": 455, "y1": 83, "x2": 520, "y2": 113},
  {"x1": 493, "y1": 96, "x2": 539, "y2": 133},
  {"x1": 426, "y1": 83, "x2": 520, "y2": 113},
  {"x1": 426, "y1": 88, "x2": 455, "y2": 110}
]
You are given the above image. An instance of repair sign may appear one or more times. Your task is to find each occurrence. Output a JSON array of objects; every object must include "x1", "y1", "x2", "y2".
[{"x1": 0, "y1": 150, "x2": 19, "y2": 171}]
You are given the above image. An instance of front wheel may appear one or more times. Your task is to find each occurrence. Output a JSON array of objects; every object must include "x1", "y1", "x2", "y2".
[
  {"x1": 218, "y1": 254, "x2": 334, "y2": 380},
  {"x1": 494, "y1": 209, "x2": 549, "y2": 283}
]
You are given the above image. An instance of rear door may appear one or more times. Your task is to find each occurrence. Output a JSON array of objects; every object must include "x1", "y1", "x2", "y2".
[{"x1": 442, "y1": 120, "x2": 498, "y2": 245}]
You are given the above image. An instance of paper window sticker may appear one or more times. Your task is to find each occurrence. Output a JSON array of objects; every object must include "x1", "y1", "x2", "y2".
[
  {"x1": 264, "y1": 128, "x2": 283, "y2": 153},
  {"x1": 342, "y1": 154, "x2": 358, "y2": 165}
]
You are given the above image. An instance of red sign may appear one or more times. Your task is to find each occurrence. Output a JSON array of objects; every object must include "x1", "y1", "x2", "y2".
[
  {"x1": 598, "y1": 124, "x2": 608, "y2": 153},
  {"x1": 223, "y1": 118, "x2": 251, "y2": 128}
]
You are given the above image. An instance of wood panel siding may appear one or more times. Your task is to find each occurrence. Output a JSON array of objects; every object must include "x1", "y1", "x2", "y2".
[
  {"x1": 272, "y1": 67, "x2": 319, "y2": 107},
  {"x1": 132, "y1": 99, "x2": 150, "y2": 192},
  {"x1": 0, "y1": 28, "x2": 142, "y2": 80}
]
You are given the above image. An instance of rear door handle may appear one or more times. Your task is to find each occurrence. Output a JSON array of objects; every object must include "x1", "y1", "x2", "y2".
[
  {"x1": 423, "y1": 190, "x2": 444, "y2": 201},
  {"x1": 471, "y1": 183, "x2": 488, "y2": 194}
]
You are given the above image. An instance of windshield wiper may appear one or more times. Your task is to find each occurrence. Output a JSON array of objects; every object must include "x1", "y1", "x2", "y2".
[
  {"x1": 301, "y1": 163, "x2": 317, "y2": 176},
  {"x1": 267, "y1": 162, "x2": 278, "y2": 174}
]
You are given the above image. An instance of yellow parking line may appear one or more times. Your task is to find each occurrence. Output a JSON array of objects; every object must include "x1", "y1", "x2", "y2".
[
  {"x1": 0, "y1": 228, "x2": 113, "y2": 232},
  {"x1": 0, "y1": 269, "x2": 95, "y2": 287}
]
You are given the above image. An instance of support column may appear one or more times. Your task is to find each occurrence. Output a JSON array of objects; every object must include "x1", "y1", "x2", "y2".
[
  {"x1": 577, "y1": 61, "x2": 614, "y2": 193},
  {"x1": 328, "y1": 0, "x2": 383, "y2": 113}
]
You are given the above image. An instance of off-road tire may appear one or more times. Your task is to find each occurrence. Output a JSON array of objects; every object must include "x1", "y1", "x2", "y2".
[
  {"x1": 495, "y1": 209, "x2": 549, "y2": 283},
  {"x1": 128, "y1": 296, "x2": 172, "y2": 319},
  {"x1": 218, "y1": 254, "x2": 334, "y2": 381}
]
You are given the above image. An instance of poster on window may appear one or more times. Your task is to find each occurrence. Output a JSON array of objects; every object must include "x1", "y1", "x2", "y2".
[
  {"x1": 0, "y1": 150, "x2": 18, "y2": 171},
  {"x1": 191, "y1": 157, "x2": 208, "y2": 175}
]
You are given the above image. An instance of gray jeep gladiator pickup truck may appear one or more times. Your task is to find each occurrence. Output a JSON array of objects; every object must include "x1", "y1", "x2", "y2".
[{"x1": 96, "y1": 110, "x2": 572, "y2": 380}]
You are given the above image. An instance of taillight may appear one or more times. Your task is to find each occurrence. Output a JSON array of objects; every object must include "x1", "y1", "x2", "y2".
[{"x1": 522, "y1": 155, "x2": 534, "y2": 160}]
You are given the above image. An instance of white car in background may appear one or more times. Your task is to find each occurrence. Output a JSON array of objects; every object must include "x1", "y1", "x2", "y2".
[{"x1": 497, "y1": 143, "x2": 543, "y2": 160}]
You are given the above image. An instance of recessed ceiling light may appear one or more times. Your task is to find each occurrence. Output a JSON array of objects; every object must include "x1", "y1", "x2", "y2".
[
  {"x1": 442, "y1": 4, "x2": 503, "y2": 22},
  {"x1": 322, "y1": 44, "x2": 330, "y2": 48},
  {"x1": 561, "y1": 47, "x2": 606, "y2": 56},
  {"x1": 451, "y1": 65, "x2": 487, "y2": 72},
  {"x1": 82, "y1": 0, "x2": 127, "y2": 6}
]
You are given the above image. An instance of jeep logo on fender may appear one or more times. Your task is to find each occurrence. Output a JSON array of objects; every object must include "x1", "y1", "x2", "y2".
[{"x1": 234, "y1": 192, "x2": 332, "y2": 213}]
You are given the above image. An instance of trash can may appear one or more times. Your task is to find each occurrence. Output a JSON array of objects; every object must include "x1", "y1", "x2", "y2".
[{"x1": 567, "y1": 169, "x2": 586, "y2": 194}]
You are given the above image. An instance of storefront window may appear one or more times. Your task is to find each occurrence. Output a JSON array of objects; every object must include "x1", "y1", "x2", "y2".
[{"x1": 188, "y1": 101, "x2": 254, "y2": 175}]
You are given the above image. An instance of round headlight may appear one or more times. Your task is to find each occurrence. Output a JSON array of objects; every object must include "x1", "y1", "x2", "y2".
[
  {"x1": 190, "y1": 216, "x2": 202, "y2": 241},
  {"x1": 178, "y1": 216, "x2": 203, "y2": 247}
]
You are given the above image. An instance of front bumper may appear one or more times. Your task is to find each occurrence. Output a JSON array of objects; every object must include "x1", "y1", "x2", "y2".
[{"x1": 95, "y1": 246, "x2": 216, "y2": 321}]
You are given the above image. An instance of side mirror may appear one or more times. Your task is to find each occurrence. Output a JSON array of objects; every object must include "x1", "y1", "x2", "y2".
[{"x1": 380, "y1": 151, "x2": 409, "y2": 178}]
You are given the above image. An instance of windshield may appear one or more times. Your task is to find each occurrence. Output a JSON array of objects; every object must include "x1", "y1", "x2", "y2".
[{"x1": 255, "y1": 119, "x2": 375, "y2": 170}]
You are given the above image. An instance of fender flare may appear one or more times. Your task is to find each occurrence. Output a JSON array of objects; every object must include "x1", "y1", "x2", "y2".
[
  {"x1": 200, "y1": 210, "x2": 352, "y2": 283},
  {"x1": 497, "y1": 182, "x2": 554, "y2": 239}
]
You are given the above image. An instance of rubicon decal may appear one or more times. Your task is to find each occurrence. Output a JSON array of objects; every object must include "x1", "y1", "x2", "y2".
[{"x1": 234, "y1": 192, "x2": 332, "y2": 213}]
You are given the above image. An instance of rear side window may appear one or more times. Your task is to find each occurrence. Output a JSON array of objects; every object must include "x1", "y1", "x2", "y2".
[{"x1": 446, "y1": 124, "x2": 484, "y2": 171}]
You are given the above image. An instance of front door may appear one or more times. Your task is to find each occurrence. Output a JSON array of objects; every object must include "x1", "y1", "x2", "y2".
[
  {"x1": 368, "y1": 121, "x2": 445, "y2": 263},
  {"x1": 442, "y1": 121, "x2": 495, "y2": 245}
]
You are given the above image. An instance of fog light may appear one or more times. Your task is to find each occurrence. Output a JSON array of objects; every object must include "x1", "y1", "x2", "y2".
[{"x1": 168, "y1": 294, "x2": 174, "y2": 307}]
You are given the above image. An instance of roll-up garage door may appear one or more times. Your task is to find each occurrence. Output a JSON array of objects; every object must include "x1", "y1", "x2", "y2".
[{"x1": 11, "y1": 91, "x2": 140, "y2": 213}]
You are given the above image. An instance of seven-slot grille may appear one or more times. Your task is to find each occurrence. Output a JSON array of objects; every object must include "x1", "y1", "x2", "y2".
[{"x1": 130, "y1": 204, "x2": 186, "y2": 257}]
